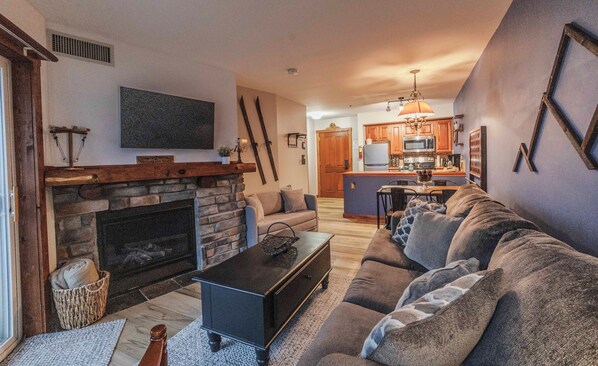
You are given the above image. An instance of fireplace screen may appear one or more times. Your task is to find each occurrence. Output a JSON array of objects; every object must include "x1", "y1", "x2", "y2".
[{"x1": 96, "y1": 199, "x2": 197, "y2": 296}]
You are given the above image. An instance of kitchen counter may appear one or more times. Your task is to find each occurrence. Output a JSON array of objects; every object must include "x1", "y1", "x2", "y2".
[
  {"x1": 342, "y1": 170, "x2": 467, "y2": 219},
  {"x1": 343, "y1": 170, "x2": 466, "y2": 176}
]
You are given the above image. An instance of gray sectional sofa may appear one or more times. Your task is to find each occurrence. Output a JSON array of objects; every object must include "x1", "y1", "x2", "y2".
[{"x1": 297, "y1": 184, "x2": 598, "y2": 365}]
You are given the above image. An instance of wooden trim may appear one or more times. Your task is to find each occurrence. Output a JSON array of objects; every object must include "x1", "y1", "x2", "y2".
[
  {"x1": 0, "y1": 14, "x2": 58, "y2": 336},
  {"x1": 316, "y1": 128, "x2": 352, "y2": 198},
  {"x1": 45, "y1": 162, "x2": 257, "y2": 187},
  {"x1": 0, "y1": 14, "x2": 57, "y2": 62}
]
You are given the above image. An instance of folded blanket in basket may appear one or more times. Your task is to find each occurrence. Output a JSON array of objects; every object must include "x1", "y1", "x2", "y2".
[{"x1": 50, "y1": 258, "x2": 100, "y2": 289}]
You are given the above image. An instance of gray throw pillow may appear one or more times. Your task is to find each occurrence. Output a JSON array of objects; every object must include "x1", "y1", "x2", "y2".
[
  {"x1": 396, "y1": 258, "x2": 479, "y2": 308},
  {"x1": 392, "y1": 199, "x2": 446, "y2": 246},
  {"x1": 361, "y1": 269, "x2": 503, "y2": 366},
  {"x1": 280, "y1": 188, "x2": 307, "y2": 213},
  {"x1": 446, "y1": 200, "x2": 540, "y2": 269},
  {"x1": 404, "y1": 211, "x2": 464, "y2": 270},
  {"x1": 245, "y1": 194, "x2": 264, "y2": 222}
]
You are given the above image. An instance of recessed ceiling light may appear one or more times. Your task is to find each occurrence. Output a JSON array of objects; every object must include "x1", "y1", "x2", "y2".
[
  {"x1": 310, "y1": 112, "x2": 323, "y2": 120},
  {"x1": 287, "y1": 67, "x2": 299, "y2": 75}
]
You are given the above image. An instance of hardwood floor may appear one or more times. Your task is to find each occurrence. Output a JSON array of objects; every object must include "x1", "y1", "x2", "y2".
[{"x1": 103, "y1": 197, "x2": 375, "y2": 365}]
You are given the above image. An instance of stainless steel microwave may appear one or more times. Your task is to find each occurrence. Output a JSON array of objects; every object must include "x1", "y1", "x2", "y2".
[{"x1": 403, "y1": 136, "x2": 435, "y2": 153}]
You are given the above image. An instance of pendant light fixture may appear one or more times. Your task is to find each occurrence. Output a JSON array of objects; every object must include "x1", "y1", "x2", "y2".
[{"x1": 399, "y1": 69, "x2": 434, "y2": 132}]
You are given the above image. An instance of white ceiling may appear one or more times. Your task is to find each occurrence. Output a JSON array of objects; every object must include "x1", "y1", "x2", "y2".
[{"x1": 29, "y1": 0, "x2": 512, "y2": 118}]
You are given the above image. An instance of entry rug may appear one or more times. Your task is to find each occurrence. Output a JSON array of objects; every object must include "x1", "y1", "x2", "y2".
[
  {"x1": 168, "y1": 272, "x2": 353, "y2": 366},
  {"x1": 1, "y1": 319, "x2": 126, "y2": 366}
]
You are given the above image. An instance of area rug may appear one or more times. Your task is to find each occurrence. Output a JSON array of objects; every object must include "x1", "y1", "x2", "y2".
[
  {"x1": 168, "y1": 272, "x2": 353, "y2": 366},
  {"x1": 0, "y1": 319, "x2": 126, "y2": 366}
]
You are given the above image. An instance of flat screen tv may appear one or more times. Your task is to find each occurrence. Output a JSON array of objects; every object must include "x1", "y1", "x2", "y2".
[{"x1": 120, "y1": 86, "x2": 214, "y2": 149}]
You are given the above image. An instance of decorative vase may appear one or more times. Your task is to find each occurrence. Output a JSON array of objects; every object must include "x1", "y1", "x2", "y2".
[{"x1": 221, "y1": 156, "x2": 230, "y2": 165}]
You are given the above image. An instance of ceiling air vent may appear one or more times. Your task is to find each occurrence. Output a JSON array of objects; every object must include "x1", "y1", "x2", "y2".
[{"x1": 49, "y1": 30, "x2": 114, "y2": 66}]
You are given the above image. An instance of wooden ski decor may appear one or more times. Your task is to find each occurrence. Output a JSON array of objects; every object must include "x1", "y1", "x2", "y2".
[
  {"x1": 239, "y1": 96, "x2": 267, "y2": 184},
  {"x1": 255, "y1": 97, "x2": 279, "y2": 181},
  {"x1": 513, "y1": 22, "x2": 598, "y2": 172}
]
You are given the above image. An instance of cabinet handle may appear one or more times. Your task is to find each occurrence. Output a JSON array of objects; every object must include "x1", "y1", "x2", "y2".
[{"x1": 304, "y1": 274, "x2": 313, "y2": 280}]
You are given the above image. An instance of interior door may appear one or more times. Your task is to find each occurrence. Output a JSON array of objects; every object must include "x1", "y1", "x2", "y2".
[
  {"x1": 317, "y1": 129, "x2": 352, "y2": 198},
  {"x1": 0, "y1": 56, "x2": 19, "y2": 361}
]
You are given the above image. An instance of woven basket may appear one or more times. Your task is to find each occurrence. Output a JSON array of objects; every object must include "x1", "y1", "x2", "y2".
[
  {"x1": 260, "y1": 222, "x2": 299, "y2": 256},
  {"x1": 52, "y1": 270, "x2": 110, "y2": 329}
]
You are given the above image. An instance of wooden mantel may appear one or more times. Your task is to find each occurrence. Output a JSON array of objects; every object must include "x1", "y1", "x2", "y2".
[{"x1": 44, "y1": 162, "x2": 256, "y2": 187}]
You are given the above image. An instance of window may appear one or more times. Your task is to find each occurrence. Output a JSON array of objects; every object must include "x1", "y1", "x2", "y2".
[{"x1": 0, "y1": 55, "x2": 19, "y2": 361}]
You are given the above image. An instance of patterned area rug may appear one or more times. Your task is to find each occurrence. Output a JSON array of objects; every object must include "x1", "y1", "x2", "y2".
[
  {"x1": 168, "y1": 272, "x2": 353, "y2": 366},
  {"x1": 1, "y1": 319, "x2": 125, "y2": 366}
]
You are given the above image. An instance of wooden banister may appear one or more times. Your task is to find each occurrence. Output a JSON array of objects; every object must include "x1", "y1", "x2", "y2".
[{"x1": 139, "y1": 324, "x2": 168, "y2": 366}]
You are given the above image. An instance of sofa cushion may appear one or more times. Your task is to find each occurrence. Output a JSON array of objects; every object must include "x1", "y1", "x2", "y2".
[
  {"x1": 392, "y1": 200, "x2": 446, "y2": 246},
  {"x1": 257, "y1": 210, "x2": 316, "y2": 235},
  {"x1": 362, "y1": 229, "x2": 427, "y2": 272},
  {"x1": 397, "y1": 258, "x2": 479, "y2": 308},
  {"x1": 446, "y1": 200, "x2": 539, "y2": 269},
  {"x1": 404, "y1": 211, "x2": 464, "y2": 270},
  {"x1": 281, "y1": 188, "x2": 307, "y2": 213},
  {"x1": 256, "y1": 191, "x2": 283, "y2": 215},
  {"x1": 245, "y1": 194, "x2": 264, "y2": 222},
  {"x1": 444, "y1": 183, "x2": 492, "y2": 217},
  {"x1": 363, "y1": 269, "x2": 503, "y2": 366},
  {"x1": 343, "y1": 260, "x2": 422, "y2": 314},
  {"x1": 464, "y1": 229, "x2": 598, "y2": 365},
  {"x1": 296, "y1": 302, "x2": 385, "y2": 366}
]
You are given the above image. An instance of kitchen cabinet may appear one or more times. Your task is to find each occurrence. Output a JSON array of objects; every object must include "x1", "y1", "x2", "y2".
[
  {"x1": 434, "y1": 119, "x2": 453, "y2": 154},
  {"x1": 403, "y1": 122, "x2": 433, "y2": 136},
  {"x1": 390, "y1": 124, "x2": 403, "y2": 154},
  {"x1": 365, "y1": 125, "x2": 390, "y2": 141}
]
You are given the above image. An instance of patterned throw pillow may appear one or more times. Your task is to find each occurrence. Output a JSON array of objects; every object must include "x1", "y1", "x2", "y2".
[
  {"x1": 360, "y1": 269, "x2": 503, "y2": 366},
  {"x1": 391, "y1": 199, "x2": 446, "y2": 246},
  {"x1": 396, "y1": 258, "x2": 480, "y2": 308}
]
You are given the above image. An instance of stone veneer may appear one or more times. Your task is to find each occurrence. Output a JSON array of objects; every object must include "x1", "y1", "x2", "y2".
[{"x1": 51, "y1": 174, "x2": 247, "y2": 269}]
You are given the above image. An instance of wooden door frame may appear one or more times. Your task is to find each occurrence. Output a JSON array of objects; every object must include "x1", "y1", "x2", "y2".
[
  {"x1": 316, "y1": 127, "x2": 352, "y2": 197},
  {"x1": 0, "y1": 14, "x2": 57, "y2": 336}
]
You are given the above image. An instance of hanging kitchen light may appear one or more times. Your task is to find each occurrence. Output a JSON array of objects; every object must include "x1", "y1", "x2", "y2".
[{"x1": 399, "y1": 69, "x2": 434, "y2": 132}]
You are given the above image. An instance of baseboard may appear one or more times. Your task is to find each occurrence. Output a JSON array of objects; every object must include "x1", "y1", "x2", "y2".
[{"x1": 342, "y1": 213, "x2": 377, "y2": 223}]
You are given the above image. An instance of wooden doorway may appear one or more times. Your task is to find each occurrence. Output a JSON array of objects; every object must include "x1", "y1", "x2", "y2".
[{"x1": 317, "y1": 128, "x2": 352, "y2": 198}]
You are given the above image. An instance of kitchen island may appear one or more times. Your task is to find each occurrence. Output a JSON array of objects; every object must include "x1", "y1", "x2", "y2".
[{"x1": 342, "y1": 170, "x2": 466, "y2": 219}]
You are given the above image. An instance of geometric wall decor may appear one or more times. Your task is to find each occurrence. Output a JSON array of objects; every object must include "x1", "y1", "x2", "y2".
[
  {"x1": 469, "y1": 126, "x2": 487, "y2": 191},
  {"x1": 513, "y1": 23, "x2": 598, "y2": 172}
]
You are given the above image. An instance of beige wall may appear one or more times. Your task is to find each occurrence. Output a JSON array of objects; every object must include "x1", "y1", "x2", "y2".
[
  {"x1": 237, "y1": 87, "x2": 308, "y2": 195},
  {"x1": 276, "y1": 95, "x2": 308, "y2": 192},
  {"x1": 237, "y1": 86, "x2": 280, "y2": 194}
]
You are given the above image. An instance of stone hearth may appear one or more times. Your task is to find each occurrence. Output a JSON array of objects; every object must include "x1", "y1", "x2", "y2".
[{"x1": 51, "y1": 174, "x2": 247, "y2": 271}]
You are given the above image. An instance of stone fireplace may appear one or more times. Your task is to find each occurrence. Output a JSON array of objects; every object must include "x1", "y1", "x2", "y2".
[{"x1": 51, "y1": 174, "x2": 247, "y2": 297}]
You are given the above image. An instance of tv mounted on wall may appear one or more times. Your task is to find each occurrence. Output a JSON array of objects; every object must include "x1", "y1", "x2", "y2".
[{"x1": 120, "y1": 86, "x2": 214, "y2": 149}]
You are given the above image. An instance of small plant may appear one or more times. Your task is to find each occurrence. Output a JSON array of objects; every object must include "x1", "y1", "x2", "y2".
[{"x1": 217, "y1": 146, "x2": 232, "y2": 157}]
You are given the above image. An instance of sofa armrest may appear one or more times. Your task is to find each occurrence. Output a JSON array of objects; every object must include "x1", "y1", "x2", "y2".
[
  {"x1": 245, "y1": 205, "x2": 259, "y2": 248},
  {"x1": 316, "y1": 354, "x2": 382, "y2": 366},
  {"x1": 390, "y1": 210, "x2": 403, "y2": 233}
]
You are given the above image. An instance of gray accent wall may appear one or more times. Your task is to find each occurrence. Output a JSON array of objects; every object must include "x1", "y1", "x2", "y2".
[{"x1": 454, "y1": 0, "x2": 598, "y2": 256}]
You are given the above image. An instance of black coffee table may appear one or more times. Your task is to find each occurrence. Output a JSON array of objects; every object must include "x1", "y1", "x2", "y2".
[{"x1": 196, "y1": 231, "x2": 333, "y2": 365}]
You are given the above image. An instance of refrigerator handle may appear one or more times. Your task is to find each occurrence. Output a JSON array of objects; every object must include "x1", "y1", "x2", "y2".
[{"x1": 344, "y1": 159, "x2": 349, "y2": 170}]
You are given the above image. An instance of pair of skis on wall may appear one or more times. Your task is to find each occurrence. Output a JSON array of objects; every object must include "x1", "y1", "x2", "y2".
[{"x1": 239, "y1": 96, "x2": 278, "y2": 185}]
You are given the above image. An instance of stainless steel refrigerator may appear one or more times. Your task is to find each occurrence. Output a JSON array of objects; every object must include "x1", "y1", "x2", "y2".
[{"x1": 363, "y1": 142, "x2": 389, "y2": 171}]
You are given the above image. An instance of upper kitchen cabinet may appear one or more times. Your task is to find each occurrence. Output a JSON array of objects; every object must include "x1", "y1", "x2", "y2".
[
  {"x1": 434, "y1": 119, "x2": 453, "y2": 154},
  {"x1": 365, "y1": 124, "x2": 390, "y2": 141},
  {"x1": 403, "y1": 122, "x2": 433, "y2": 136},
  {"x1": 390, "y1": 124, "x2": 403, "y2": 154}
]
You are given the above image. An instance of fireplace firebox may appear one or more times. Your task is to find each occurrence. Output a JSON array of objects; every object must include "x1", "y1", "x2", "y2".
[{"x1": 96, "y1": 199, "x2": 197, "y2": 296}]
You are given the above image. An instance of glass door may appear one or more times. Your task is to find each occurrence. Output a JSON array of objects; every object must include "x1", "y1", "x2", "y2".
[{"x1": 0, "y1": 55, "x2": 20, "y2": 361}]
